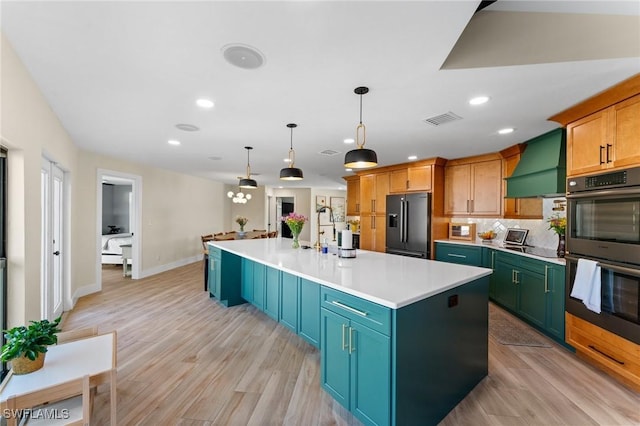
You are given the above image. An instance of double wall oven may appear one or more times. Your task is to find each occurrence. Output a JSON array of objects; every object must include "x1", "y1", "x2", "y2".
[{"x1": 566, "y1": 167, "x2": 640, "y2": 345}]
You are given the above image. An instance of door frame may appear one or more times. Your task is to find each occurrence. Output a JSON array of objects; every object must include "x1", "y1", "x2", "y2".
[{"x1": 96, "y1": 169, "x2": 142, "y2": 288}]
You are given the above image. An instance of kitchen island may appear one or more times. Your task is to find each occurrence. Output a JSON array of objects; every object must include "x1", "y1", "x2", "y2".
[{"x1": 208, "y1": 238, "x2": 492, "y2": 426}]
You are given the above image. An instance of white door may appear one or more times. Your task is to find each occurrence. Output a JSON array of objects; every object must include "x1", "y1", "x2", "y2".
[{"x1": 41, "y1": 159, "x2": 65, "y2": 320}]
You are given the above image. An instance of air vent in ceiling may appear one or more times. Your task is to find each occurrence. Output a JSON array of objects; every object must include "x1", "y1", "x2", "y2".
[
  {"x1": 423, "y1": 112, "x2": 462, "y2": 126},
  {"x1": 319, "y1": 149, "x2": 340, "y2": 156}
]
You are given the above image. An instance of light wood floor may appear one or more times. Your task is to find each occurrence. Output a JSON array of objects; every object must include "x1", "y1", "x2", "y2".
[{"x1": 63, "y1": 262, "x2": 640, "y2": 425}]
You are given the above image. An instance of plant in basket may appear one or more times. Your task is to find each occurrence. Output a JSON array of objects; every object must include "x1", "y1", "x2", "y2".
[{"x1": 1, "y1": 316, "x2": 61, "y2": 374}]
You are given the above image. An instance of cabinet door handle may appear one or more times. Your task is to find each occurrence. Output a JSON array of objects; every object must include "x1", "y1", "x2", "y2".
[
  {"x1": 466, "y1": 199, "x2": 470, "y2": 213},
  {"x1": 406, "y1": 180, "x2": 409, "y2": 189},
  {"x1": 599, "y1": 145, "x2": 605, "y2": 164},
  {"x1": 331, "y1": 300, "x2": 368, "y2": 317},
  {"x1": 470, "y1": 200, "x2": 474, "y2": 213},
  {"x1": 514, "y1": 270, "x2": 520, "y2": 284},
  {"x1": 588, "y1": 345, "x2": 624, "y2": 365},
  {"x1": 544, "y1": 265, "x2": 549, "y2": 293},
  {"x1": 606, "y1": 144, "x2": 613, "y2": 163},
  {"x1": 349, "y1": 327, "x2": 355, "y2": 354},
  {"x1": 356, "y1": 203, "x2": 359, "y2": 213},
  {"x1": 491, "y1": 251, "x2": 495, "y2": 269},
  {"x1": 341, "y1": 324, "x2": 348, "y2": 351},
  {"x1": 447, "y1": 253, "x2": 467, "y2": 259}
]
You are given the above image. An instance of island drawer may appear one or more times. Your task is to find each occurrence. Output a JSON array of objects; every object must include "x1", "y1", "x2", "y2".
[
  {"x1": 321, "y1": 287, "x2": 391, "y2": 335},
  {"x1": 209, "y1": 245, "x2": 221, "y2": 259}
]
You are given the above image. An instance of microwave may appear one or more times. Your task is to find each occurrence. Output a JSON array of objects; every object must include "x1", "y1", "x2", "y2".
[{"x1": 448, "y1": 223, "x2": 476, "y2": 241}]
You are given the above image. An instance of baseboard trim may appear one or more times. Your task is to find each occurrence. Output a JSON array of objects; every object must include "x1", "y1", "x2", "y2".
[{"x1": 138, "y1": 255, "x2": 201, "y2": 279}]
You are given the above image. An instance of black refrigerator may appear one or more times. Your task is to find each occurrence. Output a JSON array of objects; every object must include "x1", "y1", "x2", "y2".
[{"x1": 385, "y1": 193, "x2": 431, "y2": 258}]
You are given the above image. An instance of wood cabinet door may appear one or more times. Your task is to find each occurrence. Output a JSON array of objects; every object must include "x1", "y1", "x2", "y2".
[
  {"x1": 612, "y1": 94, "x2": 640, "y2": 169},
  {"x1": 389, "y1": 169, "x2": 408, "y2": 194},
  {"x1": 471, "y1": 160, "x2": 502, "y2": 216},
  {"x1": 444, "y1": 164, "x2": 471, "y2": 215},
  {"x1": 360, "y1": 175, "x2": 375, "y2": 214},
  {"x1": 567, "y1": 109, "x2": 609, "y2": 176},
  {"x1": 407, "y1": 165, "x2": 432, "y2": 191},
  {"x1": 346, "y1": 178, "x2": 360, "y2": 216},
  {"x1": 375, "y1": 173, "x2": 389, "y2": 213},
  {"x1": 373, "y1": 214, "x2": 386, "y2": 253},
  {"x1": 359, "y1": 216, "x2": 373, "y2": 251}
]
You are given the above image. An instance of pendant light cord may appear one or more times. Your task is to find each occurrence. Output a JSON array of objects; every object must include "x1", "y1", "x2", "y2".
[{"x1": 356, "y1": 92, "x2": 366, "y2": 149}]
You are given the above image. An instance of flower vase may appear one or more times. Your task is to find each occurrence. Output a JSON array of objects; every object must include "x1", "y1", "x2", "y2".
[
  {"x1": 291, "y1": 232, "x2": 300, "y2": 249},
  {"x1": 557, "y1": 234, "x2": 566, "y2": 258}
]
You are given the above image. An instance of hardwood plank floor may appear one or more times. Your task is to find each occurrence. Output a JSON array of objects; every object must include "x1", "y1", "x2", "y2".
[{"x1": 63, "y1": 262, "x2": 640, "y2": 425}]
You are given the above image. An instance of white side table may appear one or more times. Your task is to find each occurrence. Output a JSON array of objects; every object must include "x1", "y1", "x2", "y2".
[{"x1": 120, "y1": 244, "x2": 132, "y2": 277}]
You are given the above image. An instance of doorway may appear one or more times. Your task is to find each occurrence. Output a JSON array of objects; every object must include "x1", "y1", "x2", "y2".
[
  {"x1": 41, "y1": 158, "x2": 66, "y2": 320},
  {"x1": 277, "y1": 197, "x2": 295, "y2": 238},
  {"x1": 96, "y1": 170, "x2": 141, "y2": 288}
]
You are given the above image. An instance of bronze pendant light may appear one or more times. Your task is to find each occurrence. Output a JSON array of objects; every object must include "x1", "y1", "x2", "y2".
[
  {"x1": 239, "y1": 146, "x2": 258, "y2": 189},
  {"x1": 344, "y1": 86, "x2": 378, "y2": 168},
  {"x1": 280, "y1": 123, "x2": 304, "y2": 180}
]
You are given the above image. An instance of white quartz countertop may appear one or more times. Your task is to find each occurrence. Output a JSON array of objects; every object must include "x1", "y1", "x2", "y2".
[
  {"x1": 435, "y1": 239, "x2": 566, "y2": 266},
  {"x1": 210, "y1": 238, "x2": 492, "y2": 309}
]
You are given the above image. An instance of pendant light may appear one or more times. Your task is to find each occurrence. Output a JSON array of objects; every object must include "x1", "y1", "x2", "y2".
[
  {"x1": 280, "y1": 123, "x2": 304, "y2": 180},
  {"x1": 238, "y1": 146, "x2": 257, "y2": 189},
  {"x1": 227, "y1": 186, "x2": 252, "y2": 203},
  {"x1": 344, "y1": 86, "x2": 378, "y2": 169}
]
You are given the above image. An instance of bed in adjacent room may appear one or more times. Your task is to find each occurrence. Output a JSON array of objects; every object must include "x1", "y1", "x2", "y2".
[{"x1": 101, "y1": 233, "x2": 132, "y2": 265}]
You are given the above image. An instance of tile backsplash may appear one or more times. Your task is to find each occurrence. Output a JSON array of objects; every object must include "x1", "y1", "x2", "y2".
[{"x1": 457, "y1": 198, "x2": 566, "y2": 249}]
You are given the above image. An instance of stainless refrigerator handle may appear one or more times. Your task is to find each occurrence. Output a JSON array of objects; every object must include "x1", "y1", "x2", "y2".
[
  {"x1": 399, "y1": 200, "x2": 405, "y2": 242},
  {"x1": 403, "y1": 200, "x2": 409, "y2": 243},
  {"x1": 566, "y1": 188, "x2": 640, "y2": 198}
]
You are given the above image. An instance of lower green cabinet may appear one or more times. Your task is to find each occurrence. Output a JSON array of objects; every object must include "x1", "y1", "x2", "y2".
[
  {"x1": 241, "y1": 258, "x2": 254, "y2": 304},
  {"x1": 491, "y1": 251, "x2": 566, "y2": 342},
  {"x1": 299, "y1": 279, "x2": 320, "y2": 348},
  {"x1": 321, "y1": 307, "x2": 390, "y2": 426},
  {"x1": 435, "y1": 242, "x2": 482, "y2": 266},
  {"x1": 264, "y1": 266, "x2": 280, "y2": 321},
  {"x1": 207, "y1": 247, "x2": 242, "y2": 307},
  {"x1": 279, "y1": 272, "x2": 299, "y2": 332},
  {"x1": 252, "y1": 262, "x2": 266, "y2": 311}
]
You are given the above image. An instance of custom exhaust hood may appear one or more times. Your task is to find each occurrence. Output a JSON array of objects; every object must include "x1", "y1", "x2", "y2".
[{"x1": 505, "y1": 128, "x2": 566, "y2": 198}]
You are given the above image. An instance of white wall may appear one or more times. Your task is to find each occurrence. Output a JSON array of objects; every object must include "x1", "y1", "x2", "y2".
[{"x1": 1, "y1": 33, "x2": 226, "y2": 325}]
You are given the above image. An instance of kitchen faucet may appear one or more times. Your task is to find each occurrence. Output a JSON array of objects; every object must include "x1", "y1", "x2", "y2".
[{"x1": 315, "y1": 206, "x2": 336, "y2": 251}]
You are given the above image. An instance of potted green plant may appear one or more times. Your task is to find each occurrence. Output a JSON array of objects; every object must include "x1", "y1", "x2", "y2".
[{"x1": 1, "y1": 316, "x2": 61, "y2": 374}]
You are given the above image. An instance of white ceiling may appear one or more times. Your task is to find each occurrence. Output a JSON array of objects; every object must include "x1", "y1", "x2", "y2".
[{"x1": 2, "y1": 1, "x2": 639, "y2": 190}]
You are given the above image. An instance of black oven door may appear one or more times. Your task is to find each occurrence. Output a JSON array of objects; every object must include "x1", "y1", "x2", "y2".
[
  {"x1": 567, "y1": 187, "x2": 640, "y2": 264},
  {"x1": 565, "y1": 255, "x2": 640, "y2": 344}
]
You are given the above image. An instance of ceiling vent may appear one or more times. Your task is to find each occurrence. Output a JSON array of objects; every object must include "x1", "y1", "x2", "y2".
[
  {"x1": 176, "y1": 123, "x2": 199, "y2": 132},
  {"x1": 319, "y1": 149, "x2": 340, "y2": 156},
  {"x1": 423, "y1": 112, "x2": 462, "y2": 126}
]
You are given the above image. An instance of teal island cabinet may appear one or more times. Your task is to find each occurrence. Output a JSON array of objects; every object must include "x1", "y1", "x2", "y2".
[
  {"x1": 207, "y1": 246, "x2": 243, "y2": 307},
  {"x1": 209, "y1": 239, "x2": 492, "y2": 425}
]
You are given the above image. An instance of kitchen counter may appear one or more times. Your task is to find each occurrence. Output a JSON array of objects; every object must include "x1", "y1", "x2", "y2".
[
  {"x1": 211, "y1": 238, "x2": 491, "y2": 309},
  {"x1": 435, "y1": 238, "x2": 566, "y2": 266}
]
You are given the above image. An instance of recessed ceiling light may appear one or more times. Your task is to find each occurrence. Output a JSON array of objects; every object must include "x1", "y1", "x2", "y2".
[
  {"x1": 278, "y1": 186, "x2": 283, "y2": 189},
  {"x1": 175, "y1": 123, "x2": 200, "y2": 131},
  {"x1": 222, "y1": 43, "x2": 265, "y2": 69},
  {"x1": 498, "y1": 128, "x2": 515, "y2": 135},
  {"x1": 343, "y1": 138, "x2": 355, "y2": 144},
  {"x1": 469, "y1": 96, "x2": 490, "y2": 105},
  {"x1": 168, "y1": 140, "x2": 181, "y2": 146},
  {"x1": 345, "y1": 168, "x2": 353, "y2": 172},
  {"x1": 196, "y1": 99, "x2": 214, "y2": 108},
  {"x1": 408, "y1": 155, "x2": 418, "y2": 160},
  {"x1": 208, "y1": 156, "x2": 222, "y2": 161}
]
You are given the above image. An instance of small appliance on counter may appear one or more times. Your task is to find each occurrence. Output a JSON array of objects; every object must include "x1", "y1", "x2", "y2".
[
  {"x1": 338, "y1": 229, "x2": 356, "y2": 258},
  {"x1": 449, "y1": 223, "x2": 476, "y2": 241}
]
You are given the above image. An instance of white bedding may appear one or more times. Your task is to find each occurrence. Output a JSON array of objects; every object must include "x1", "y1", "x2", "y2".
[{"x1": 101, "y1": 233, "x2": 132, "y2": 259}]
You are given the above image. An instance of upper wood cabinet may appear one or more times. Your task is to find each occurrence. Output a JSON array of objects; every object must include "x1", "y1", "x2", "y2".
[
  {"x1": 550, "y1": 74, "x2": 640, "y2": 178},
  {"x1": 501, "y1": 144, "x2": 542, "y2": 219},
  {"x1": 445, "y1": 156, "x2": 502, "y2": 217},
  {"x1": 389, "y1": 165, "x2": 432, "y2": 193},
  {"x1": 345, "y1": 176, "x2": 360, "y2": 216},
  {"x1": 360, "y1": 172, "x2": 389, "y2": 214},
  {"x1": 567, "y1": 94, "x2": 640, "y2": 176}
]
